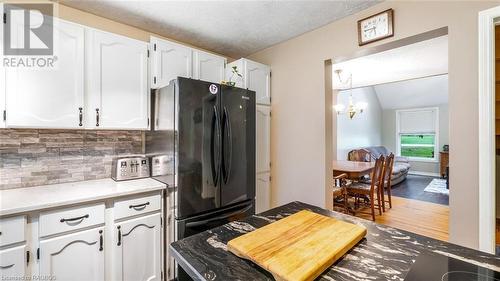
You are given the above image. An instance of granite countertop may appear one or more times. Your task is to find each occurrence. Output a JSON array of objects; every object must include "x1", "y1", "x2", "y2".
[
  {"x1": 0, "y1": 178, "x2": 166, "y2": 217},
  {"x1": 170, "y1": 201, "x2": 500, "y2": 281}
]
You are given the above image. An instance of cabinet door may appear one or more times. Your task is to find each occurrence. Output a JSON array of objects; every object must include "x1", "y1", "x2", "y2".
[
  {"x1": 5, "y1": 20, "x2": 84, "y2": 128},
  {"x1": 115, "y1": 213, "x2": 161, "y2": 281},
  {"x1": 88, "y1": 29, "x2": 149, "y2": 129},
  {"x1": 0, "y1": 3, "x2": 4, "y2": 129},
  {"x1": 151, "y1": 37, "x2": 192, "y2": 89},
  {"x1": 39, "y1": 227, "x2": 105, "y2": 281},
  {"x1": 193, "y1": 51, "x2": 225, "y2": 84},
  {"x1": 0, "y1": 245, "x2": 26, "y2": 280},
  {"x1": 245, "y1": 60, "x2": 271, "y2": 105},
  {"x1": 256, "y1": 105, "x2": 271, "y2": 174},
  {"x1": 225, "y1": 60, "x2": 243, "y2": 88},
  {"x1": 256, "y1": 172, "x2": 271, "y2": 213}
]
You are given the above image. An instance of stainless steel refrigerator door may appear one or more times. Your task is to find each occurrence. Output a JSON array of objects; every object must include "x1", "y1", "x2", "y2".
[{"x1": 220, "y1": 85, "x2": 256, "y2": 207}]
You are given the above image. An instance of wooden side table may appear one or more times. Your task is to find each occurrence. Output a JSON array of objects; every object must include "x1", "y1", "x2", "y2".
[{"x1": 439, "y1": 151, "x2": 449, "y2": 178}]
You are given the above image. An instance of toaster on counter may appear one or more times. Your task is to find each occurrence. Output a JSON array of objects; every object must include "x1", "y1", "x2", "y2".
[{"x1": 111, "y1": 156, "x2": 150, "y2": 181}]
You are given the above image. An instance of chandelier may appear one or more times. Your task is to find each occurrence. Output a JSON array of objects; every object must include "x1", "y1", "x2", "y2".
[{"x1": 333, "y1": 69, "x2": 368, "y2": 120}]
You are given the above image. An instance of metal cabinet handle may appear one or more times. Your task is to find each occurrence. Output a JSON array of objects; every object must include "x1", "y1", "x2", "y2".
[
  {"x1": 129, "y1": 202, "x2": 150, "y2": 209},
  {"x1": 78, "y1": 107, "x2": 83, "y2": 126},
  {"x1": 99, "y1": 230, "x2": 103, "y2": 251},
  {"x1": 95, "y1": 108, "x2": 100, "y2": 127},
  {"x1": 60, "y1": 214, "x2": 89, "y2": 223},
  {"x1": 117, "y1": 226, "x2": 122, "y2": 246},
  {"x1": 0, "y1": 264, "x2": 14, "y2": 269}
]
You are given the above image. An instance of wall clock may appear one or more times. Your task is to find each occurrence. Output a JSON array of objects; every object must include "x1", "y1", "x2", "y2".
[{"x1": 357, "y1": 9, "x2": 394, "y2": 46}]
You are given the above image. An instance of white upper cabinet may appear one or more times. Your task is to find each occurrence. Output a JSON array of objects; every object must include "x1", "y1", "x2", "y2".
[
  {"x1": 5, "y1": 20, "x2": 85, "y2": 128},
  {"x1": 246, "y1": 60, "x2": 271, "y2": 105},
  {"x1": 227, "y1": 59, "x2": 271, "y2": 105},
  {"x1": 256, "y1": 105, "x2": 271, "y2": 173},
  {"x1": 114, "y1": 213, "x2": 161, "y2": 281},
  {"x1": 87, "y1": 29, "x2": 149, "y2": 130},
  {"x1": 39, "y1": 227, "x2": 105, "y2": 281},
  {"x1": 150, "y1": 37, "x2": 192, "y2": 89},
  {"x1": 193, "y1": 50, "x2": 226, "y2": 84}
]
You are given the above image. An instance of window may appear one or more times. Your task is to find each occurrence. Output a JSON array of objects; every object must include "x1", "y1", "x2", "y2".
[
  {"x1": 400, "y1": 134, "x2": 435, "y2": 159},
  {"x1": 396, "y1": 108, "x2": 439, "y2": 161}
]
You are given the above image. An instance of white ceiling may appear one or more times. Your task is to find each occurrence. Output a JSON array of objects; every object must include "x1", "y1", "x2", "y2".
[
  {"x1": 372, "y1": 74, "x2": 448, "y2": 110},
  {"x1": 58, "y1": 0, "x2": 380, "y2": 58},
  {"x1": 332, "y1": 35, "x2": 448, "y2": 89}
]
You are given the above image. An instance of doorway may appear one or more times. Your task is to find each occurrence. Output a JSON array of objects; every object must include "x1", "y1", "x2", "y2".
[{"x1": 329, "y1": 30, "x2": 450, "y2": 241}]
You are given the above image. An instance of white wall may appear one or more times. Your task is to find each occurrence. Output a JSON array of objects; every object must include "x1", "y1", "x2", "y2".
[
  {"x1": 382, "y1": 104, "x2": 449, "y2": 175},
  {"x1": 337, "y1": 87, "x2": 382, "y2": 160}
]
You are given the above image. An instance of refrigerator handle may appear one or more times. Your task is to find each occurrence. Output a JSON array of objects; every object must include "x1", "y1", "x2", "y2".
[
  {"x1": 184, "y1": 203, "x2": 253, "y2": 228},
  {"x1": 211, "y1": 105, "x2": 222, "y2": 185},
  {"x1": 222, "y1": 107, "x2": 233, "y2": 184}
]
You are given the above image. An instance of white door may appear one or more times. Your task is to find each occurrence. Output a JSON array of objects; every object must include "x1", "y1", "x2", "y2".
[
  {"x1": 39, "y1": 227, "x2": 105, "y2": 281},
  {"x1": 256, "y1": 105, "x2": 271, "y2": 174},
  {"x1": 5, "y1": 20, "x2": 85, "y2": 128},
  {"x1": 193, "y1": 51, "x2": 225, "y2": 84},
  {"x1": 151, "y1": 37, "x2": 192, "y2": 89},
  {"x1": 256, "y1": 172, "x2": 271, "y2": 213},
  {"x1": 0, "y1": 245, "x2": 26, "y2": 280},
  {"x1": 115, "y1": 213, "x2": 161, "y2": 281},
  {"x1": 245, "y1": 60, "x2": 271, "y2": 105},
  {"x1": 87, "y1": 29, "x2": 149, "y2": 130}
]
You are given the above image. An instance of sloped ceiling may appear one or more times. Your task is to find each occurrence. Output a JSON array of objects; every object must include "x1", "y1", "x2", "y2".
[
  {"x1": 373, "y1": 74, "x2": 448, "y2": 110},
  {"x1": 58, "y1": 0, "x2": 381, "y2": 58}
]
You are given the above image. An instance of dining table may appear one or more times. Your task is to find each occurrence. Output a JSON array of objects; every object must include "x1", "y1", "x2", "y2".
[{"x1": 332, "y1": 160, "x2": 375, "y2": 179}]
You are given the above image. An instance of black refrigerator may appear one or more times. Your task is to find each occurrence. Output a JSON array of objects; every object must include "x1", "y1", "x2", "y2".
[{"x1": 146, "y1": 77, "x2": 256, "y2": 280}]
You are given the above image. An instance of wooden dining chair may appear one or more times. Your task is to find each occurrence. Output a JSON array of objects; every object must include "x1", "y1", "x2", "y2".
[
  {"x1": 346, "y1": 155, "x2": 385, "y2": 221},
  {"x1": 332, "y1": 173, "x2": 349, "y2": 213},
  {"x1": 347, "y1": 149, "x2": 372, "y2": 162},
  {"x1": 381, "y1": 153, "x2": 395, "y2": 212}
]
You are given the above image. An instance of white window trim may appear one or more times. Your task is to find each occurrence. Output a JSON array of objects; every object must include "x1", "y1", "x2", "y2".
[{"x1": 395, "y1": 107, "x2": 439, "y2": 163}]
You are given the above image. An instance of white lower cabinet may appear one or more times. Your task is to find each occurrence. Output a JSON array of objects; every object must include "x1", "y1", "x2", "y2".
[
  {"x1": 114, "y1": 213, "x2": 162, "y2": 281},
  {"x1": 39, "y1": 227, "x2": 105, "y2": 281},
  {"x1": 1, "y1": 192, "x2": 166, "y2": 281},
  {"x1": 0, "y1": 245, "x2": 26, "y2": 279}
]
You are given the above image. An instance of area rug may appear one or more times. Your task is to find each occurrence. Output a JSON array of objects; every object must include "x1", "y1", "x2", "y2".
[{"x1": 423, "y1": 179, "x2": 449, "y2": 195}]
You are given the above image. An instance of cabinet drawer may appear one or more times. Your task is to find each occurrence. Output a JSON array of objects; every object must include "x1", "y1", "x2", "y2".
[
  {"x1": 40, "y1": 203, "x2": 105, "y2": 237},
  {"x1": 0, "y1": 216, "x2": 26, "y2": 247},
  {"x1": 0, "y1": 245, "x2": 26, "y2": 278},
  {"x1": 114, "y1": 193, "x2": 161, "y2": 220}
]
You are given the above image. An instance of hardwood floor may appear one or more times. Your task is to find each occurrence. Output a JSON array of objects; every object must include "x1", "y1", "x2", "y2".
[{"x1": 350, "y1": 195, "x2": 449, "y2": 242}]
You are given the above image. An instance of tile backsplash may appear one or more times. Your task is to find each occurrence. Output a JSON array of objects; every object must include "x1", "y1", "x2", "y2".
[{"x1": 0, "y1": 129, "x2": 144, "y2": 190}]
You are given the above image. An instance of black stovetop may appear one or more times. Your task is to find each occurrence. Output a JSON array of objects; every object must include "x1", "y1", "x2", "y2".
[{"x1": 405, "y1": 253, "x2": 500, "y2": 281}]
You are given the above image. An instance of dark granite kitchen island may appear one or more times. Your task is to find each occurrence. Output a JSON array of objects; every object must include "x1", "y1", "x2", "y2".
[{"x1": 170, "y1": 201, "x2": 500, "y2": 281}]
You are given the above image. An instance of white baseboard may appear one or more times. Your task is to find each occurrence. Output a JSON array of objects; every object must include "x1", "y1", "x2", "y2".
[{"x1": 408, "y1": 171, "x2": 440, "y2": 177}]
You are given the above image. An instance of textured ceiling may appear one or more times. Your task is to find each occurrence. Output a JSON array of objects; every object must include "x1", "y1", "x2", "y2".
[{"x1": 58, "y1": 0, "x2": 381, "y2": 58}]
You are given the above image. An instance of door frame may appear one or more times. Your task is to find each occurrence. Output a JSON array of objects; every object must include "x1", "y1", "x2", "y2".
[{"x1": 478, "y1": 5, "x2": 500, "y2": 254}]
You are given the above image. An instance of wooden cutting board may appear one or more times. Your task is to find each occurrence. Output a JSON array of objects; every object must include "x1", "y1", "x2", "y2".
[{"x1": 227, "y1": 210, "x2": 367, "y2": 281}]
